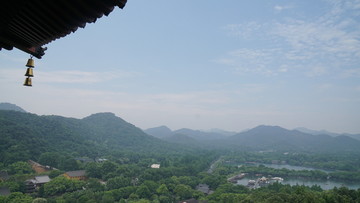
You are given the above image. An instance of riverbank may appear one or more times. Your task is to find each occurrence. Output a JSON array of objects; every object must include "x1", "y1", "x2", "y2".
[
  {"x1": 233, "y1": 163, "x2": 360, "y2": 190},
  {"x1": 236, "y1": 176, "x2": 360, "y2": 190}
]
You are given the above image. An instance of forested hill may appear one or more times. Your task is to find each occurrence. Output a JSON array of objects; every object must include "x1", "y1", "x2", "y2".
[
  {"x1": 0, "y1": 110, "x2": 178, "y2": 165},
  {"x1": 227, "y1": 125, "x2": 360, "y2": 152},
  {"x1": 0, "y1": 110, "x2": 93, "y2": 164},
  {"x1": 0, "y1": 102, "x2": 26, "y2": 112},
  {"x1": 81, "y1": 112, "x2": 175, "y2": 151},
  {"x1": 145, "y1": 124, "x2": 360, "y2": 153},
  {"x1": 144, "y1": 126, "x2": 235, "y2": 140}
]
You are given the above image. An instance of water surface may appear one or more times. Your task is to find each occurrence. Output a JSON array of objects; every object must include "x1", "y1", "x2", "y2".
[{"x1": 237, "y1": 163, "x2": 360, "y2": 190}]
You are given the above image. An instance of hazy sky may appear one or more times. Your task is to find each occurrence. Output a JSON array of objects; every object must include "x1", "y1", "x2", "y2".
[{"x1": 1, "y1": 0, "x2": 360, "y2": 133}]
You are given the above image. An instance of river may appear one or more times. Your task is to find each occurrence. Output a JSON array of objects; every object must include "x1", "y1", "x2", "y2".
[{"x1": 236, "y1": 163, "x2": 360, "y2": 190}]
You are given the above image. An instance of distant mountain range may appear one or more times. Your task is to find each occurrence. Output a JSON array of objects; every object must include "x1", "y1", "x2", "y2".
[
  {"x1": 145, "y1": 125, "x2": 360, "y2": 153},
  {"x1": 144, "y1": 126, "x2": 236, "y2": 141},
  {"x1": 226, "y1": 125, "x2": 360, "y2": 152},
  {"x1": 295, "y1": 127, "x2": 360, "y2": 141},
  {"x1": 1, "y1": 103, "x2": 360, "y2": 162}
]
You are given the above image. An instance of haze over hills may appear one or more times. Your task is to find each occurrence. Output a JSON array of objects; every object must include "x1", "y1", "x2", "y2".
[
  {"x1": 295, "y1": 127, "x2": 360, "y2": 141},
  {"x1": 295, "y1": 127, "x2": 338, "y2": 136},
  {"x1": 144, "y1": 126, "x2": 236, "y2": 141},
  {"x1": 0, "y1": 102, "x2": 26, "y2": 113},
  {"x1": 1, "y1": 103, "x2": 360, "y2": 158},
  {"x1": 175, "y1": 128, "x2": 235, "y2": 140},
  {"x1": 0, "y1": 109, "x2": 187, "y2": 164},
  {"x1": 144, "y1": 126, "x2": 173, "y2": 139},
  {"x1": 81, "y1": 112, "x2": 158, "y2": 149},
  {"x1": 163, "y1": 133, "x2": 200, "y2": 146},
  {"x1": 145, "y1": 124, "x2": 360, "y2": 153},
  {"x1": 145, "y1": 125, "x2": 360, "y2": 143},
  {"x1": 226, "y1": 125, "x2": 360, "y2": 152}
]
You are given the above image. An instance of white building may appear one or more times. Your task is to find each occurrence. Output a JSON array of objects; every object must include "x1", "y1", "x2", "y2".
[{"x1": 150, "y1": 164, "x2": 160, "y2": 168}]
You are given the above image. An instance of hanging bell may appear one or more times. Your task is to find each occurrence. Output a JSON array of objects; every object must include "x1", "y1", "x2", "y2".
[
  {"x1": 24, "y1": 68, "x2": 34, "y2": 77},
  {"x1": 26, "y1": 58, "x2": 35, "y2": 67},
  {"x1": 23, "y1": 77, "x2": 32, "y2": 86}
]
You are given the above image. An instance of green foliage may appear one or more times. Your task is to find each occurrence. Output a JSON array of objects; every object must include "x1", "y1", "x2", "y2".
[
  {"x1": 201, "y1": 174, "x2": 226, "y2": 189},
  {"x1": 129, "y1": 199, "x2": 151, "y2": 203},
  {"x1": 48, "y1": 170, "x2": 64, "y2": 179},
  {"x1": 135, "y1": 185, "x2": 151, "y2": 199},
  {"x1": 156, "y1": 184, "x2": 169, "y2": 195},
  {"x1": 222, "y1": 151, "x2": 360, "y2": 182},
  {"x1": 330, "y1": 171, "x2": 360, "y2": 181},
  {"x1": 101, "y1": 161, "x2": 118, "y2": 176},
  {"x1": 0, "y1": 111, "x2": 101, "y2": 165},
  {"x1": 1, "y1": 192, "x2": 33, "y2": 203},
  {"x1": 42, "y1": 176, "x2": 85, "y2": 197},
  {"x1": 32, "y1": 198, "x2": 48, "y2": 203},
  {"x1": 141, "y1": 180, "x2": 159, "y2": 194},
  {"x1": 101, "y1": 192, "x2": 115, "y2": 203},
  {"x1": 1, "y1": 110, "x2": 360, "y2": 202},
  {"x1": 3, "y1": 150, "x2": 360, "y2": 203},
  {"x1": 217, "y1": 193, "x2": 247, "y2": 203},
  {"x1": 38, "y1": 152, "x2": 62, "y2": 168},
  {"x1": 84, "y1": 162, "x2": 102, "y2": 179},
  {"x1": 128, "y1": 193, "x2": 140, "y2": 201},
  {"x1": 0, "y1": 181, "x2": 22, "y2": 192},
  {"x1": 106, "y1": 176, "x2": 131, "y2": 190},
  {"x1": 85, "y1": 178, "x2": 105, "y2": 192},
  {"x1": 207, "y1": 182, "x2": 360, "y2": 203},
  {"x1": 174, "y1": 184, "x2": 193, "y2": 200},
  {"x1": 158, "y1": 195, "x2": 172, "y2": 203},
  {"x1": 0, "y1": 110, "x2": 201, "y2": 169},
  {"x1": 58, "y1": 158, "x2": 79, "y2": 171},
  {"x1": 111, "y1": 186, "x2": 137, "y2": 200},
  {"x1": 8, "y1": 161, "x2": 32, "y2": 175}
]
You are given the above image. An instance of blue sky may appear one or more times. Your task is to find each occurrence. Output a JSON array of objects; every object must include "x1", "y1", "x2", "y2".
[{"x1": 1, "y1": 0, "x2": 360, "y2": 133}]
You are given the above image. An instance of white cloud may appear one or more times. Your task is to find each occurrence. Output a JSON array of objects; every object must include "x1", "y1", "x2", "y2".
[
  {"x1": 220, "y1": 1, "x2": 360, "y2": 78},
  {"x1": 272, "y1": 19, "x2": 360, "y2": 60},
  {"x1": 326, "y1": 0, "x2": 360, "y2": 14},
  {"x1": 274, "y1": 5, "x2": 293, "y2": 11},
  {"x1": 216, "y1": 48, "x2": 286, "y2": 76}
]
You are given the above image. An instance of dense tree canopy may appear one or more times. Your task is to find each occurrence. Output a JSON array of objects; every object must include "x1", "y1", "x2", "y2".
[{"x1": 1, "y1": 110, "x2": 360, "y2": 202}]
